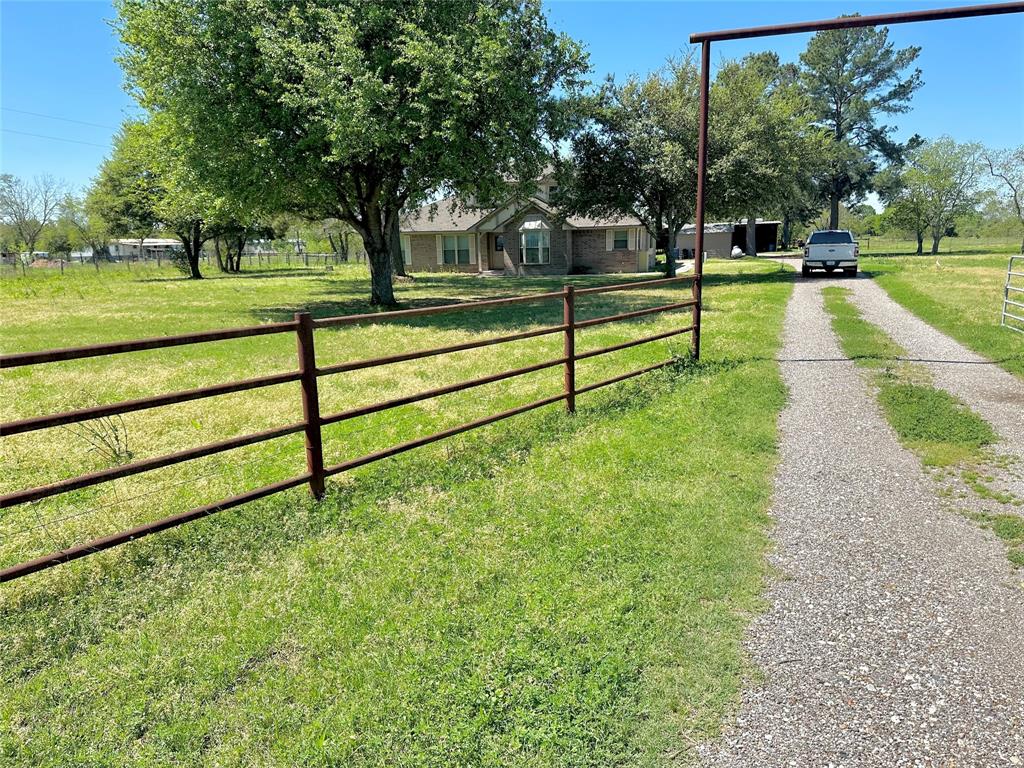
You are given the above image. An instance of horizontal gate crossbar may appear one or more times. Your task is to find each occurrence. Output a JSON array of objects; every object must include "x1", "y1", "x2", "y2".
[
  {"x1": 313, "y1": 290, "x2": 566, "y2": 329},
  {"x1": 321, "y1": 357, "x2": 567, "y2": 426},
  {"x1": 574, "y1": 274, "x2": 697, "y2": 295},
  {"x1": 2, "y1": 370, "x2": 302, "y2": 437},
  {"x1": 324, "y1": 392, "x2": 568, "y2": 478},
  {"x1": 689, "y1": 2, "x2": 1024, "y2": 42},
  {"x1": 575, "y1": 300, "x2": 697, "y2": 330},
  {"x1": 0, "y1": 473, "x2": 313, "y2": 582},
  {"x1": 317, "y1": 325, "x2": 566, "y2": 377},
  {"x1": 575, "y1": 360, "x2": 675, "y2": 395},
  {"x1": 0, "y1": 321, "x2": 299, "y2": 369},
  {"x1": 575, "y1": 325, "x2": 695, "y2": 361},
  {"x1": 1, "y1": 274, "x2": 703, "y2": 580},
  {"x1": 1, "y1": 421, "x2": 306, "y2": 508}
]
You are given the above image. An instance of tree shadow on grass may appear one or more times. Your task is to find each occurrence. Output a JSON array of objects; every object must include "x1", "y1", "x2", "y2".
[
  {"x1": 0, "y1": 363, "x2": 702, "y2": 680},
  {"x1": 135, "y1": 268, "x2": 343, "y2": 284},
  {"x1": 249, "y1": 266, "x2": 796, "y2": 337}
]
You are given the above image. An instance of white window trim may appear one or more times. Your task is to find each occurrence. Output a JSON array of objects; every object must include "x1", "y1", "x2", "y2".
[
  {"x1": 401, "y1": 235, "x2": 411, "y2": 266},
  {"x1": 438, "y1": 234, "x2": 474, "y2": 266},
  {"x1": 520, "y1": 230, "x2": 551, "y2": 265}
]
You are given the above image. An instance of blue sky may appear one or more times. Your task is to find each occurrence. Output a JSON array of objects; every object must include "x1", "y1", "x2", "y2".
[{"x1": 2, "y1": 0, "x2": 1022, "y2": 193}]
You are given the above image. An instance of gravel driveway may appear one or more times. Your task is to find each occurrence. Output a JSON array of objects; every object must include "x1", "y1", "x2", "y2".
[
  {"x1": 699, "y1": 275, "x2": 1024, "y2": 767},
  {"x1": 845, "y1": 278, "x2": 1024, "y2": 503}
]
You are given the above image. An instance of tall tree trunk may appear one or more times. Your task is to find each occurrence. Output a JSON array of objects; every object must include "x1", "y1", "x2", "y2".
[
  {"x1": 360, "y1": 204, "x2": 396, "y2": 305},
  {"x1": 214, "y1": 238, "x2": 227, "y2": 272},
  {"x1": 781, "y1": 216, "x2": 792, "y2": 250},
  {"x1": 745, "y1": 215, "x2": 757, "y2": 256},
  {"x1": 930, "y1": 234, "x2": 941, "y2": 255},
  {"x1": 233, "y1": 236, "x2": 246, "y2": 271},
  {"x1": 916, "y1": 232, "x2": 924, "y2": 255},
  {"x1": 389, "y1": 215, "x2": 407, "y2": 277},
  {"x1": 659, "y1": 212, "x2": 673, "y2": 277},
  {"x1": 829, "y1": 189, "x2": 840, "y2": 230},
  {"x1": 183, "y1": 222, "x2": 203, "y2": 279}
]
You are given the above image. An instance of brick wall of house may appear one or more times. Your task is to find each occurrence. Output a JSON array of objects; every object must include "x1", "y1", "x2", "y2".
[
  {"x1": 500, "y1": 207, "x2": 569, "y2": 276},
  {"x1": 408, "y1": 234, "x2": 479, "y2": 273},
  {"x1": 572, "y1": 229, "x2": 641, "y2": 274}
]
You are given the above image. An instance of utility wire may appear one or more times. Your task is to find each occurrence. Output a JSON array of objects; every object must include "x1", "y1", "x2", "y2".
[
  {"x1": 2, "y1": 107, "x2": 119, "y2": 131},
  {"x1": 1, "y1": 128, "x2": 111, "y2": 149}
]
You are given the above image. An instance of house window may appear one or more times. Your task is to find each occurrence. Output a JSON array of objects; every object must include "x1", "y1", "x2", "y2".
[
  {"x1": 443, "y1": 235, "x2": 471, "y2": 265},
  {"x1": 521, "y1": 230, "x2": 550, "y2": 265},
  {"x1": 548, "y1": 184, "x2": 559, "y2": 197},
  {"x1": 400, "y1": 236, "x2": 411, "y2": 265},
  {"x1": 495, "y1": 234, "x2": 504, "y2": 252},
  {"x1": 613, "y1": 229, "x2": 629, "y2": 250}
]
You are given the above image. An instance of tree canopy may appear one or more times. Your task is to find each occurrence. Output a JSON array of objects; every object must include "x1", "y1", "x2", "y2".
[
  {"x1": 116, "y1": 0, "x2": 588, "y2": 303},
  {"x1": 800, "y1": 19, "x2": 923, "y2": 229}
]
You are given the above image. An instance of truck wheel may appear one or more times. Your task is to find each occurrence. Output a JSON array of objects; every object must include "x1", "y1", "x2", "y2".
[
  {"x1": 802, "y1": 264, "x2": 811, "y2": 277},
  {"x1": 845, "y1": 267, "x2": 857, "y2": 277}
]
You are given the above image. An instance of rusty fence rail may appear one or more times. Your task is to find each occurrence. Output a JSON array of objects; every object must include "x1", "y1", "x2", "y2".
[{"x1": 0, "y1": 275, "x2": 698, "y2": 581}]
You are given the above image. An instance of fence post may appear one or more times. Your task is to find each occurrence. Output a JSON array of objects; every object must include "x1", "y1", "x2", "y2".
[
  {"x1": 690, "y1": 275, "x2": 701, "y2": 359},
  {"x1": 294, "y1": 312, "x2": 326, "y2": 499},
  {"x1": 563, "y1": 285, "x2": 576, "y2": 413}
]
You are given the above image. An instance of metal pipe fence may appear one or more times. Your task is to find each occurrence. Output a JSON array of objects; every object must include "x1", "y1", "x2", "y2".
[{"x1": 1, "y1": 276, "x2": 697, "y2": 581}]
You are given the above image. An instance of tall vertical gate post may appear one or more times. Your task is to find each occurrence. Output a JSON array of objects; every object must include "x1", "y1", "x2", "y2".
[
  {"x1": 691, "y1": 38, "x2": 711, "y2": 361},
  {"x1": 294, "y1": 312, "x2": 326, "y2": 499},
  {"x1": 563, "y1": 285, "x2": 576, "y2": 413}
]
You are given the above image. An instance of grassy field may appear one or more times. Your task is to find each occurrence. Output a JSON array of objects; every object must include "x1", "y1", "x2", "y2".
[
  {"x1": 1, "y1": 259, "x2": 793, "y2": 766},
  {"x1": 856, "y1": 236, "x2": 1021, "y2": 257},
  {"x1": 859, "y1": 254, "x2": 1023, "y2": 379}
]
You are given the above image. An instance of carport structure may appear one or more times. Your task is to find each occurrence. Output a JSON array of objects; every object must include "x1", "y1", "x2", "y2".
[{"x1": 687, "y1": 1, "x2": 1024, "y2": 359}]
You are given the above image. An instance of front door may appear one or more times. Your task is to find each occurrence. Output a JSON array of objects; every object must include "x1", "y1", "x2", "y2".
[{"x1": 489, "y1": 234, "x2": 505, "y2": 270}]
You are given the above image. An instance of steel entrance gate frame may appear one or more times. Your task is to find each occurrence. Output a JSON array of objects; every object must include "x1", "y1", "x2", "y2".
[{"x1": 686, "y1": 1, "x2": 1024, "y2": 359}]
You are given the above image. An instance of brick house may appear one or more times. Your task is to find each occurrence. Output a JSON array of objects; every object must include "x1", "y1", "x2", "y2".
[{"x1": 399, "y1": 176, "x2": 656, "y2": 275}]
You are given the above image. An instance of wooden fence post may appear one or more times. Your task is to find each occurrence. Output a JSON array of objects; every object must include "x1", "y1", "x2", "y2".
[
  {"x1": 563, "y1": 285, "x2": 575, "y2": 413},
  {"x1": 294, "y1": 312, "x2": 326, "y2": 499}
]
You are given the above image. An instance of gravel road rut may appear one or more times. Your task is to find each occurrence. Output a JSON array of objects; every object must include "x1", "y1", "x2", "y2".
[{"x1": 699, "y1": 275, "x2": 1024, "y2": 767}]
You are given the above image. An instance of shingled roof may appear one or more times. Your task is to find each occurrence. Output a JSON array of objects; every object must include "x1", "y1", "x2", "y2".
[{"x1": 401, "y1": 196, "x2": 641, "y2": 233}]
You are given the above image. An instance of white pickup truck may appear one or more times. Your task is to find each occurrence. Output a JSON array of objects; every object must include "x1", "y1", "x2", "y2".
[{"x1": 803, "y1": 230, "x2": 858, "y2": 277}]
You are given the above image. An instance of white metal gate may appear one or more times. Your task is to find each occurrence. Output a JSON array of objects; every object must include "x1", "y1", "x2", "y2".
[{"x1": 1002, "y1": 255, "x2": 1024, "y2": 334}]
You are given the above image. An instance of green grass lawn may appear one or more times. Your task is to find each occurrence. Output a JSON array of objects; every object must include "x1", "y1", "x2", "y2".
[
  {"x1": 860, "y1": 254, "x2": 1023, "y2": 379},
  {"x1": 1, "y1": 259, "x2": 792, "y2": 766}
]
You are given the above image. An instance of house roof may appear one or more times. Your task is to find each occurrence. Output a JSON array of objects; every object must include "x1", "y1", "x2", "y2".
[
  {"x1": 400, "y1": 198, "x2": 483, "y2": 233},
  {"x1": 401, "y1": 196, "x2": 642, "y2": 233}
]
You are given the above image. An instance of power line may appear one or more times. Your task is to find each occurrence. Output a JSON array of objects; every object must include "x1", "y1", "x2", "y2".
[
  {"x1": 1, "y1": 128, "x2": 111, "y2": 149},
  {"x1": 2, "y1": 107, "x2": 119, "y2": 131}
]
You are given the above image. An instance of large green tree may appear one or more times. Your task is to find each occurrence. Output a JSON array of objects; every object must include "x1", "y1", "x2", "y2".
[
  {"x1": 557, "y1": 58, "x2": 701, "y2": 276},
  {"x1": 800, "y1": 19, "x2": 923, "y2": 229},
  {"x1": 116, "y1": 0, "x2": 587, "y2": 304},
  {"x1": 560, "y1": 52, "x2": 821, "y2": 267},
  {"x1": 985, "y1": 145, "x2": 1024, "y2": 253},
  {"x1": 889, "y1": 138, "x2": 983, "y2": 254},
  {"x1": 713, "y1": 53, "x2": 825, "y2": 255},
  {"x1": 86, "y1": 123, "x2": 161, "y2": 252}
]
